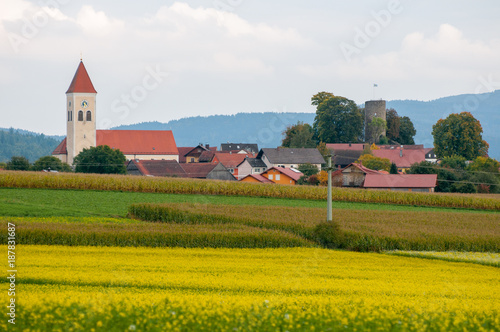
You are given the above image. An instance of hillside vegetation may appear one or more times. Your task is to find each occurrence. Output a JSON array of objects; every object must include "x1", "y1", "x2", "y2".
[{"x1": 0, "y1": 128, "x2": 61, "y2": 162}]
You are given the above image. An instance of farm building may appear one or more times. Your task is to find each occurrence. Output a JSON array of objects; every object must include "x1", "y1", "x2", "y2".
[
  {"x1": 257, "y1": 148, "x2": 324, "y2": 171},
  {"x1": 363, "y1": 174, "x2": 438, "y2": 192}
]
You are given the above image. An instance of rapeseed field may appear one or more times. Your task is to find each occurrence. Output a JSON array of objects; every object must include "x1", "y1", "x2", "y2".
[{"x1": 6, "y1": 245, "x2": 499, "y2": 331}]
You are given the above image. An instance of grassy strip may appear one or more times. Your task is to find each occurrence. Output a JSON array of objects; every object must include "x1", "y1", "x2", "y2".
[
  {"x1": 385, "y1": 250, "x2": 500, "y2": 267},
  {"x1": 0, "y1": 218, "x2": 316, "y2": 248},
  {"x1": 1, "y1": 171, "x2": 499, "y2": 210},
  {"x1": 129, "y1": 203, "x2": 500, "y2": 252}
]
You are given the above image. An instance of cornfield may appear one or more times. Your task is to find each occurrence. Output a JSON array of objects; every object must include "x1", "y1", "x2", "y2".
[{"x1": 1, "y1": 171, "x2": 499, "y2": 210}]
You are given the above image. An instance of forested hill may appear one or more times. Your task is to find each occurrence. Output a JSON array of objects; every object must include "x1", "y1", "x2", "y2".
[
  {"x1": 114, "y1": 90, "x2": 500, "y2": 160},
  {"x1": 0, "y1": 128, "x2": 62, "y2": 163},
  {"x1": 114, "y1": 112, "x2": 316, "y2": 150}
]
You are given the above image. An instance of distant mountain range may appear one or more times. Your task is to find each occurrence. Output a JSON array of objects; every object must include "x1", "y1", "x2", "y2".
[
  {"x1": 2, "y1": 90, "x2": 499, "y2": 162},
  {"x1": 114, "y1": 90, "x2": 500, "y2": 160}
]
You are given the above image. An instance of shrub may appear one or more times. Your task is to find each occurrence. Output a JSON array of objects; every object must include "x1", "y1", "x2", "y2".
[{"x1": 312, "y1": 221, "x2": 344, "y2": 249}]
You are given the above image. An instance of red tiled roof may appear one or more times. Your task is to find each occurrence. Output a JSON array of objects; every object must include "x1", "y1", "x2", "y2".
[
  {"x1": 343, "y1": 163, "x2": 382, "y2": 174},
  {"x1": 264, "y1": 167, "x2": 304, "y2": 182},
  {"x1": 326, "y1": 143, "x2": 366, "y2": 151},
  {"x1": 214, "y1": 152, "x2": 256, "y2": 168},
  {"x1": 66, "y1": 61, "x2": 97, "y2": 94},
  {"x1": 240, "y1": 174, "x2": 274, "y2": 183},
  {"x1": 128, "y1": 160, "x2": 187, "y2": 177},
  {"x1": 372, "y1": 149, "x2": 426, "y2": 168},
  {"x1": 363, "y1": 174, "x2": 438, "y2": 188},
  {"x1": 52, "y1": 137, "x2": 67, "y2": 155},
  {"x1": 96, "y1": 130, "x2": 178, "y2": 155},
  {"x1": 177, "y1": 147, "x2": 195, "y2": 163},
  {"x1": 52, "y1": 130, "x2": 178, "y2": 156},
  {"x1": 181, "y1": 163, "x2": 218, "y2": 178}
]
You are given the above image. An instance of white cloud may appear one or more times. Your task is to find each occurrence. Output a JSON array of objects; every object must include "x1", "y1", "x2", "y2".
[{"x1": 76, "y1": 6, "x2": 124, "y2": 35}]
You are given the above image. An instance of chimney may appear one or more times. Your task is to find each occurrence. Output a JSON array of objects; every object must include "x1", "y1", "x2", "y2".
[
  {"x1": 206, "y1": 144, "x2": 210, "y2": 149},
  {"x1": 400, "y1": 145, "x2": 403, "y2": 157}
]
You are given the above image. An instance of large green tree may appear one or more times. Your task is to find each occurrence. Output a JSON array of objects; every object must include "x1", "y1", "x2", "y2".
[
  {"x1": 432, "y1": 112, "x2": 488, "y2": 160},
  {"x1": 6, "y1": 156, "x2": 30, "y2": 171},
  {"x1": 367, "y1": 117, "x2": 387, "y2": 144},
  {"x1": 74, "y1": 145, "x2": 126, "y2": 174},
  {"x1": 312, "y1": 92, "x2": 363, "y2": 143},
  {"x1": 398, "y1": 116, "x2": 416, "y2": 145},
  {"x1": 386, "y1": 108, "x2": 400, "y2": 141},
  {"x1": 281, "y1": 122, "x2": 316, "y2": 148},
  {"x1": 32, "y1": 156, "x2": 72, "y2": 172}
]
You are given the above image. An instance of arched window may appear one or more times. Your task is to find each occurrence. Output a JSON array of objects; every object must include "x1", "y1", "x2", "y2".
[
  {"x1": 86, "y1": 111, "x2": 92, "y2": 121},
  {"x1": 78, "y1": 111, "x2": 83, "y2": 121}
]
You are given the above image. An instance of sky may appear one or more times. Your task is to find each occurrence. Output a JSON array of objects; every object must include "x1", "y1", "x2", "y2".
[{"x1": 1, "y1": 0, "x2": 500, "y2": 135}]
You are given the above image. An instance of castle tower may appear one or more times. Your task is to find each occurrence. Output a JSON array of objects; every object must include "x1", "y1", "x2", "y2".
[
  {"x1": 364, "y1": 100, "x2": 386, "y2": 143},
  {"x1": 65, "y1": 61, "x2": 97, "y2": 165}
]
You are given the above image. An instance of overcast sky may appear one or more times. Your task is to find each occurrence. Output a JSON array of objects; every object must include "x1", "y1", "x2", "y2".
[{"x1": 1, "y1": 0, "x2": 500, "y2": 135}]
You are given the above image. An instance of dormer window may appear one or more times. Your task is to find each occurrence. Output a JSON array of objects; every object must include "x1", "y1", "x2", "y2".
[
  {"x1": 78, "y1": 111, "x2": 83, "y2": 121},
  {"x1": 86, "y1": 111, "x2": 92, "y2": 121}
]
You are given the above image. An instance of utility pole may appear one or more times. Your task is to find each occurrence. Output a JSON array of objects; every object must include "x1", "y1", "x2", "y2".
[{"x1": 326, "y1": 154, "x2": 333, "y2": 222}]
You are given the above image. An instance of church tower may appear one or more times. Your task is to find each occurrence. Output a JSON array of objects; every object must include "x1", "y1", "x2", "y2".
[{"x1": 65, "y1": 60, "x2": 97, "y2": 165}]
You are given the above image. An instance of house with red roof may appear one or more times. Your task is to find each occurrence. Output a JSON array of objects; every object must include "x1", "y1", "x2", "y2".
[
  {"x1": 363, "y1": 174, "x2": 437, "y2": 192},
  {"x1": 212, "y1": 151, "x2": 257, "y2": 179},
  {"x1": 53, "y1": 61, "x2": 179, "y2": 164},
  {"x1": 260, "y1": 167, "x2": 303, "y2": 185},
  {"x1": 372, "y1": 147, "x2": 426, "y2": 173},
  {"x1": 239, "y1": 173, "x2": 274, "y2": 184}
]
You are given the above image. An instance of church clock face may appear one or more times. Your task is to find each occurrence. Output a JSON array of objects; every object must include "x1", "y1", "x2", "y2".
[{"x1": 81, "y1": 100, "x2": 88, "y2": 108}]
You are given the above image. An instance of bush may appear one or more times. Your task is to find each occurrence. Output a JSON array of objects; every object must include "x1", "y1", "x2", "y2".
[
  {"x1": 313, "y1": 221, "x2": 344, "y2": 249},
  {"x1": 32, "y1": 156, "x2": 72, "y2": 172},
  {"x1": 6, "y1": 156, "x2": 30, "y2": 171}
]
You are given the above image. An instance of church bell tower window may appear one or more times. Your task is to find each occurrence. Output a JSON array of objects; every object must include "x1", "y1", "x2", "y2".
[
  {"x1": 78, "y1": 111, "x2": 83, "y2": 121},
  {"x1": 86, "y1": 111, "x2": 92, "y2": 121}
]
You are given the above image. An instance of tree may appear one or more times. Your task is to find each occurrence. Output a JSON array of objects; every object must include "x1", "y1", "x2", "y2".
[
  {"x1": 298, "y1": 163, "x2": 319, "y2": 177},
  {"x1": 281, "y1": 122, "x2": 316, "y2": 148},
  {"x1": 440, "y1": 155, "x2": 467, "y2": 170},
  {"x1": 386, "y1": 108, "x2": 401, "y2": 141},
  {"x1": 432, "y1": 112, "x2": 488, "y2": 160},
  {"x1": 389, "y1": 162, "x2": 398, "y2": 174},
  {"x1": 32, "y1": 156, "x2": 72, "y2": 172},
  {"x1": 467, "y1": 156, "x2": 500, "y2": 174},
  {"x1": 311, "y1": 91, "x2": 335, "y2": 106},
  {"x1": 6, "y1": 156, "x2": 30, "y2": 171},
  {"x1": 73, "y1": 145, "x2": 126, "y2": 174},
  {"x1": 398, "y1": 116, "x2": 416, "y2": 145},
  {"x1": 357, "y1": 154, "x2": 391, "y2": 171},
  {"x1": 312, "y1": 93, "x2": 363, "y2": 143},
  {"x1": 367, "y1": 117, "x2": 387, "y2": 144}
]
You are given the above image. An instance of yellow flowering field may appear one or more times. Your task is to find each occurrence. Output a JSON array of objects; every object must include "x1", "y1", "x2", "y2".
[{"x1": 4, "y1": 245, "x2": 499, "y2": 331}]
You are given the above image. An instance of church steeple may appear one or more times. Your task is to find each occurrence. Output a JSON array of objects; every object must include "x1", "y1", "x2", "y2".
[
  {"x1": 66, "y1": 61, "x2": 97, "y2": 94},
  {"x1": 65, "y1": 60, "x2": 97, "y2": 165}
]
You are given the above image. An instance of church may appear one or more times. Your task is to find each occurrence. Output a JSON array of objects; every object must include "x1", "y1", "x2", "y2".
[{"x1": 52, "y1": 61, "x2": 179, "y2": 165}]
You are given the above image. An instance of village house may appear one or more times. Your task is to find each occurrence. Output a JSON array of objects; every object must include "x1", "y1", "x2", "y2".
[
  {"x1": 257, "y1": 148, "x2": 324, "y2": 171},
  {"x1": 127, "y1": 160, "x2": 187, "y2": 177},
  {"x1": 363, "y1": 174, "x2": 438, "y2": 192},
  {"x1": 372, "y1": 147, "x2": 426, "y2": 173},
  {"x1": 260, "y1": 167, "x2": 303, "y2": 185},
  {"x1": 181, "y1": 163, "x2": 236, "y2": 180},
  {"x1": 212, "y1": 151, "x2": 257, "y2": 179},
  {"x1": 221, "y1": 143, "x2": 259, "y2": 154},
  {"x1": 239, "y1": 173, "x2": 274, "y2": 184},
  {"x1": 236, "y1": 157, "x2": 268, "y2": 180},
  {"x1": 177, "y1": 144, "x2": 216, "y2": 163}
]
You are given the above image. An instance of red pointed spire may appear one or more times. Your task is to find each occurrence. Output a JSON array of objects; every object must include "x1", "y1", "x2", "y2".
[{"x1": 66, "y1": 61, "x2": 97, "y2": 94}]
